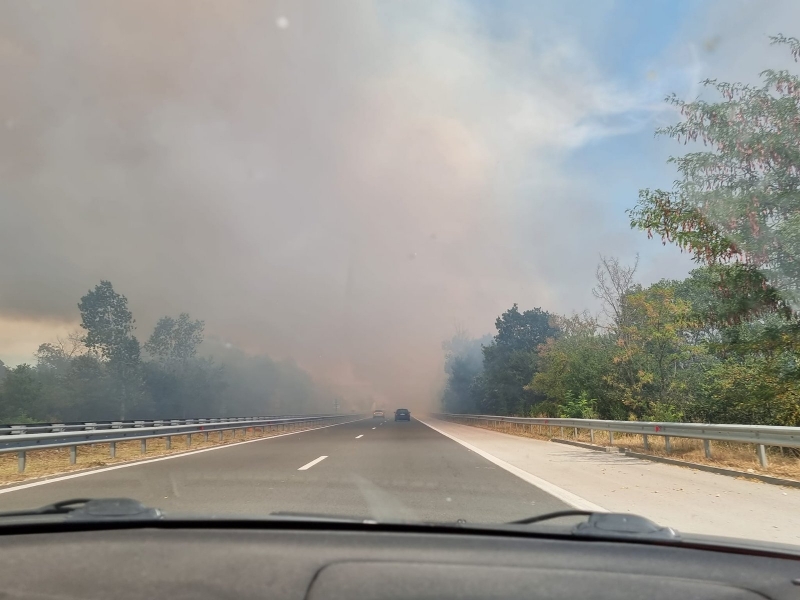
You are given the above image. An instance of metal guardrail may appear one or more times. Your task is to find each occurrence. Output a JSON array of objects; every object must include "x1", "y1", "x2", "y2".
[
  {"x1": 3, "y1": 414, "x2": 362, "y2": 473},
  {"x1": 0, "y1": 415, "x2": 316, "y2": 436},
  {"x1": 433, "y1": 413, "x2": 800, "y2": 467}
]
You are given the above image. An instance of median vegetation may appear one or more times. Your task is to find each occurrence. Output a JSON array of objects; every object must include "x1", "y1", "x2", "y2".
[{"x1": 442, "y1": 36, "x2": 800, "y2": 431}]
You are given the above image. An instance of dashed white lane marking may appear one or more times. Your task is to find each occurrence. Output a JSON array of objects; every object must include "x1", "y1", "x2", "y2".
[
  {"x1": 372, "y1": 427, "x2": 376, "y2": 430},
  {"x1": 416, "y1": 417, "x2": 606, "y2": 512},
  {"x1": 298, "y1": 455, "x2": 328, "y2": 471},
  {"x1": 356, "y1": 435, "x2": 364, "y2": 439}
]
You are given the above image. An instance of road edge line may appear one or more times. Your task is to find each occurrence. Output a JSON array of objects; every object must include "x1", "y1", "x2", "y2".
[
  {"x1": 0, "y1": 418, "x2": 366, "y2": 496},
  {"x1": 417, "y1": 417, "x2": 606, "y2": 512}
]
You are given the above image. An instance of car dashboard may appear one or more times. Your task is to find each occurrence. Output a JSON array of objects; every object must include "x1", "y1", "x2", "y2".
[{"x1": 0, "y1": 524, "x2": 798, "y2": 600}]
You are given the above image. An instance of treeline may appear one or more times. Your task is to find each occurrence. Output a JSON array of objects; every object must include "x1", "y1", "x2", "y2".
[
  {"x1": 0, "y1": 281, "x2": 325, "y2": 422},
  {"x1": 443, "y1": 35, "x2": 800, "y2": 427},
  {"x1": 443, "y1": 259, "x2": 800, "y2": 426}
]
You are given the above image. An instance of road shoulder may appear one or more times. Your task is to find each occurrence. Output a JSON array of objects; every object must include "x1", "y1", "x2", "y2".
[{"x1": 420, "y1": 416, "x2": 800, "y2": 546}]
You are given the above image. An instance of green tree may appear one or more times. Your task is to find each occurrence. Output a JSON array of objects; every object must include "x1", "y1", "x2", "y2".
[
  {"x1": 607, "y1": 283, "x2": 698, "y2": 420},
  {"x1": 144, "y1": 313, "x2": 218, "y2": 418},
  {"x1": 78, "y1": 281, "x2": 144, "y2": 419},
  {"x1": 628, "y1": 35, "x2": 800, "y2": 315},
  {"x1": 529, "y1": 314, "x2": 622, "y2": 419},
  {"x1": 704, "y1": 353, "x2": 800, "y2": 426},
  {"x1": 145, "y1": 314, "x2": 205, "y2": 363},
  {"x1": 478, "y1": 304, "x2": 559, "y2": 415},
  {"x1": 60, "y1": 354, "x2": 115, "y2": 421},
  {"x1": 0, "y1": 365, "x2": 42, "y2": 422},
  {"x1": 34, "y1": 343, "x2": 72, "y2": 419},
  {"x1": 79, "y1": 281, "x2": 137, "y2": 360},
  {"x1": 559, "y1": 391, "x2": 598, "y2": 419}
]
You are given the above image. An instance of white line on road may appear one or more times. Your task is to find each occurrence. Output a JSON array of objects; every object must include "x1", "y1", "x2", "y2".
[
  {"x1": 372, "y1": 427, "x2": 376, "y2": 430},
  {"x1": 356, "y1": 434, "x2": 364, "y2": 439},
  {"x1": 416, "y1": 417, "x2": 606, "y2": 512},
  {"x1": 298, "y1": 456, "x2": 328, "y2": 471}
]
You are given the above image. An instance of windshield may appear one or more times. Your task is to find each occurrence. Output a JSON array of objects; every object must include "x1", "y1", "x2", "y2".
[{"x1": 1, "y1": 0, "x2": 799, "y2": 547}]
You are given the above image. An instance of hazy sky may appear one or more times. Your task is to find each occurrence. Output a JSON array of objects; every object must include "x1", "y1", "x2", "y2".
[{"x1": 1, "y1": 0, "x2": 797, "y2": 406}]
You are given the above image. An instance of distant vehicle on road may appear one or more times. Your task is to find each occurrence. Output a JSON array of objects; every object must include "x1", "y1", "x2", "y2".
[
  {"x1": 373, "y1": 410, "x2": 384, "y2": 419},
  {"x1": 395, "y1": 408, "x2": 411, "y2": 421}
]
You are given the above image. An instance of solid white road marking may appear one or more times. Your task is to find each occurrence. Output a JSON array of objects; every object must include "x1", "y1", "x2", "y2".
[
  {"x1": 0, "y1": 419, "x2": 367, "y2": 495},
  {"x1": 416, "y1": 417, "x2": 606, "y2": 512},
  {"x1": 356, "y1": 434, "x2": 364, "y2": 439},
  {"x1": 298, "y1": 455, "x2": 328, "y2": 471}
]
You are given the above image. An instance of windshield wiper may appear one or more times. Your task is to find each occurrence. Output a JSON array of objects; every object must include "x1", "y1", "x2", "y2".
[
  {"x1": 509, "y1": 510, "x2": 594, "y2": 525},
  {"x1": 0, "y1": 498, "x2": 162, "y2": 522},
  {"x1": 509, "y1": 511, "x2": 679, "y2": 541}
]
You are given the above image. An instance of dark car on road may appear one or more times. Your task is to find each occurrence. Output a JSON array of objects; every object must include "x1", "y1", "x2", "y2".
[{"x1": 394, "y1": 408, "x2": 411, "y2": 421}]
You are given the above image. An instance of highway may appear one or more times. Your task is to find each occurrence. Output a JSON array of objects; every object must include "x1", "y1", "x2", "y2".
[
  {"x1": 2, "y1": 415, "x2": 799, "y2": 545},
  {"x1": 0, "y1": 417, "x2": 572, "y2": 523}
]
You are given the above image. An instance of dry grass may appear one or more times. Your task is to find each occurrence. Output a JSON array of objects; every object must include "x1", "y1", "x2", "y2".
[
  {"x1": 459, "y1": 420, "x2": 800, "y2": 481},
  {"x1": 0, "y1": 424, "x2": 319, "y2": 486}
]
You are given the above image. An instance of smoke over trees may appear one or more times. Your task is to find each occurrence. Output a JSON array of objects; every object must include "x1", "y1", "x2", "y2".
[{"x1": 0, "y1": 281, "x2": 333, "y2": 422}]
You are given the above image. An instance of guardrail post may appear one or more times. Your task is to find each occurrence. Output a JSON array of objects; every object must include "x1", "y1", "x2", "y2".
[
  {"x1": 703, "y1": 439, "x2": 711, "y2": 458},
  {"x1": 17, "y1": 451, "x2": 25, "y2": 473},
  {"x1": 664, "y1": 436, "x2": 671, "y2": 453},
  {"x1": 141, "y1": 439, "x2": 146, "y2": 454},
  {"x1": 166, "y1": 436, "x2": 171, "y2": 449},
  {"x1": 590, "y1": 429, "x2": 594, "y2": 443},
  {"x1": 186, "y1": 434, "x2": 192, "y2": 447},
  {"x1": 560, "y1": 426, "x2": 564, "y2": 438},
  {"x1": 757, "y1": 444, "x2": 768, "y2": 467},
  {"x1": 70, "y1": 445, "x2": 77, "y2": 464},
  {"x1": 110, "y1": 442, "x2": 116, "y2": 458},
  {"x1": 642, "y1": 434, "x2": 649, "y2": 450},
  {"x1": 219, "y1": 430, "x2": 224, "y2": 441},
  {"x1": 204, "y1": 431, "x2": 209, "y2": 442},
  {"x1": 609, "y1": 431, "x2": 614, "y2": 445},
  {"x1": 574, "y1": 427, "x2": 578, "y2": 439}
]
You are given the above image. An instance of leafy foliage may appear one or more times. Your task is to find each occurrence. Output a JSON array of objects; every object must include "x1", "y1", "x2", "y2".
[
  {"x1": 628, "y1": 35, "x2": 800, "y2": 316},
  {"x1": 442, "y1": 258, "x2": 800, "y2": 426},
  {"x1": 477, "y1": 305, "x2": 559, "y2": 416},
  {"x1": 145, "y1": 314, "x2": 205, "y2": 363},
  {"x1": 78, "y1": 281, "x2": 144, "y2": 418},
  {"x1": 559, "y1": 391, "x2": 597, "y2": 419}
]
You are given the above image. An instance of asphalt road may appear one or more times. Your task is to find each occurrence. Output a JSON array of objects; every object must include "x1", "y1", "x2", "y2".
[{"x1": 0, "y1": 418, "x2": 570, "y2": 523}]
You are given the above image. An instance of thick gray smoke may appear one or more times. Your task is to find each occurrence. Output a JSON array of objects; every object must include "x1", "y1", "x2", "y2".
[{"x1": 7, "y1": 0, "x2": 786, "y2": 408}]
